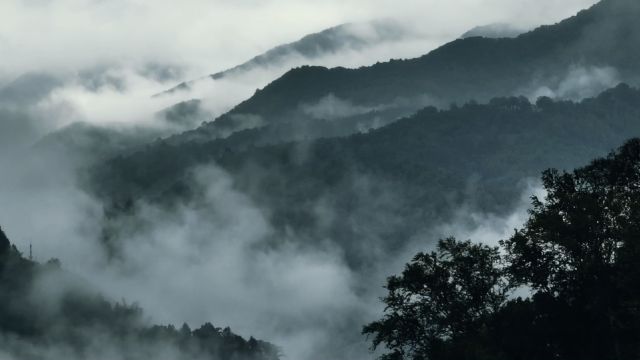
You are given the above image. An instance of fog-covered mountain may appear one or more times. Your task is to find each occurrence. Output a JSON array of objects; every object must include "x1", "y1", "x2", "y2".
[
  {"x1": 93, "y1": 84, "x2": 640, "y2": 257},
  {"x1": 154, "y1": 0, "x2": 636, "y2": 150},
  {"x1": 157, "y1": 20, "x2": 411, "y2": 97},
  {"x1": 0, "y1": 227, "x2": 280, "y2": 360},
  {"x1": 88, "y1": 81, "x2": 640, "y2": 358},
  {"x1": 0, "y1": 73, "x2": 63, "y2": 107},
  {"x1": 5, "y1": 1, "x2": 640, "y2": 359},
  {"x1": 460, "y1": 23, "x2": 528, "y2": 39},
  {"x1": 80, "y1": 5, "x2": 640, "y2": 357}
]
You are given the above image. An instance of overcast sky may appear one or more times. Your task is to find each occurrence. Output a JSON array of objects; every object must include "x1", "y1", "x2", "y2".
[{"x1": 1, "y1": 0, "x2": 599, "y2": 80}]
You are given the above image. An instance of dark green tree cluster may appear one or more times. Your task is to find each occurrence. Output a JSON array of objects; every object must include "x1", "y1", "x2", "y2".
[
  {"x1": 138, "y1": 323, "x2": 280, "y2": 360},
  {"x1": 364, "y1": 139, "x2": 640, "y2": 360}
]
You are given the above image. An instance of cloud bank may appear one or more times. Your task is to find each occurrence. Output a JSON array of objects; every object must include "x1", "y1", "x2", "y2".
[{"x1": 1, "y1": 0, "x2": 597, "y2": 78}]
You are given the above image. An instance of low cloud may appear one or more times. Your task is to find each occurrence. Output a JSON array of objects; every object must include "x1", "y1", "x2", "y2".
[
  {"x1": 301, "y1": 94, "x2": 380, "y2": 120},
  {"x1": 526, "y1": 66, "x2": 621, "y2": 101},
  {"x1": 0, "y1": 0, "x2": 597, "y2": 78},
  {"x1": 0, "y1": 118, "x2": 550, "y2": 360},
  {"x1": 432, "y1": 180, "x2": 545, "y2": 246}
]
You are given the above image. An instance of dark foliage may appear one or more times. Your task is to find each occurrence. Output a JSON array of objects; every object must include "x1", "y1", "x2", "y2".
[
  {"x1": 365, "y1": 138, "x2": 640, "y2": 360},
  {"x1": 0, "y1": 232, "x2": 280, "y2": 360},
  {"x1": 363, "y1": 239, "x2": 507, "y2": 360},
  {"x1": 0, "y1": 226, "x2": 10, "y2": 255}
]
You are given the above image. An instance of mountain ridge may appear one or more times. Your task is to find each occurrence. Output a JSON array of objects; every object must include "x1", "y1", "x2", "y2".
[
  {"x1": 90, "y1": 84, "x2": 640, "y2": 267},
  {"x1": 160, "y1": 0, "x2": 638, "y2": 148},
  {"x1": 155, "y1": 20, "x2": 410, "y2": 97}
]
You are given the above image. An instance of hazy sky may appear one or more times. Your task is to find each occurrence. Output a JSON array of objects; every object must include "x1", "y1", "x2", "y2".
[{"x1": 0, "y1": 0, "x2": 598, "y2": 79}]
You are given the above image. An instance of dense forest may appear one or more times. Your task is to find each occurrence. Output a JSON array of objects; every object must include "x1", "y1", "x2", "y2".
[
  {"x1": 365, "y1": 139, "x2": 640, "y2": 360},
  {"x1": 91, "y1": 84, "x2": 640, "y2": 267},
  {"x1": 3, "y1": 0, "x2": 640, "y2": 359}
]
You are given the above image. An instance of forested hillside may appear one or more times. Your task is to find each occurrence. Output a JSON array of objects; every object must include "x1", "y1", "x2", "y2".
[
  {"x1": 365, "y1": 138, "x2": 640, "y2": 360},
  {"x1": 0, "y1": 227, "x2": 280, "y2": 360},
  {"x1": 92, "y1": 84, "x2": 640, "y2": 265}
]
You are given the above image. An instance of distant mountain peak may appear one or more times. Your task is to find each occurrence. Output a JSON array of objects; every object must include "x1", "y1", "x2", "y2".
[
  {"x1": 461, "y1": 23, "x2": 528, "y2": 39},
  {"x1": 155, "y1": 19, "x2": 411, "y2": 97}
]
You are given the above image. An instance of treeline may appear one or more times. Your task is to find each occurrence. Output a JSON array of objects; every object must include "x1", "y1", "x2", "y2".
[
  {"x1": 0, "y1": 229, "x2": 280, "y2": 360},
  {"x1": 364, "y1": 139, "x2": 640, "y2": 360}
]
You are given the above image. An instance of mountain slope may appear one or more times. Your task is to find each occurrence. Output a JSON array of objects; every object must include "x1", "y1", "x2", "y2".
[
  {"x1": 460, "y1": 23, "x2": 528, "y2": 39},
  {"x1": 0, "y1": 226, "x2": 280, "y2": 360},
  {"x1": 87, "y1": 83, "x2": 640, "y2": 360},
  {"x1": 157, "y1": 20, "x2": 410, "y2": 97},
  {"x1": 0, "y1": 73, "x2": 62, "y2": 107},
  {"x1": 175, "y1": 0, "x2": 638, "y2": 144},
  {"x1": 91, "y1": 84, "x2": 640, "y2": 265}
]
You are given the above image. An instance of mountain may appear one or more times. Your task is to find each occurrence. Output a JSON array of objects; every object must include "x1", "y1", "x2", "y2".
[
  {"x1": 167, "y1": 0, "x2": 637, "y2": 146},
  {"x1": 75, "y1": 3, "x2": 640, "y2": 357},
  {"x1": 33, "y1": 122, "x2": 166, "y2": 168},
  {"x1": 0, "y1": 73, "x2": 63, "y2": 107},
  {"x1": 85, "y1": 0, "x2": 640, "y2": 259},
  {"x1": 0, "y1": 226, "x2": 280, "y2": 360},
  {"x1": 156, "y1": 20, "x2": 410, "y2": 97},
  {"x1": 0, "y1": 73, "x2": 65, "y2": 152},
  {"x1": 460, "y1": 23, "x2": 528, "y2": 39},
  {"x1": 91, "y1": 84, "x2": 640, "y2": 266}
]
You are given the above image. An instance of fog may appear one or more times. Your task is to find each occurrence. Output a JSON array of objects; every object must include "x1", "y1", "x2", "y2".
[
  {"x1": 0, "y1": 132, "x2": 543, "y2": 360},
  {"x1": 525, "y1": 66, "x2": 622, "y2": 101}
]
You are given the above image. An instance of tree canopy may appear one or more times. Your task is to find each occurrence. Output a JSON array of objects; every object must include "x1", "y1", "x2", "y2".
[
  {"x1": 363, "y1": 239, "x2": 507, "y2": 360},
  {"x1": 365, "y1": 138, "x2": 640, "y2": 360}
]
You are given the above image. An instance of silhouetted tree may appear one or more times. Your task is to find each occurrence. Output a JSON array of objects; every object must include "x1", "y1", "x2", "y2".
[
  {"x1": 363, "y1": 238, "x2": 507, "y2": 360},
  {"x1": 502, "y1": 138, "x2": 640, "y2": 360},
  {"x1": 366, "y1": 139, "x2": 640, "y2": 360}
]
